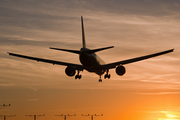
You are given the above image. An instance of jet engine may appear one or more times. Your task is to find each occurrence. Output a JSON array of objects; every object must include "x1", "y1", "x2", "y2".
[
  {"x1": 116, "y1": 65, "x2": 126, "y2": 76},
  {"x1": 65, "y1": 67, "x2": 76, "y2": 77}
]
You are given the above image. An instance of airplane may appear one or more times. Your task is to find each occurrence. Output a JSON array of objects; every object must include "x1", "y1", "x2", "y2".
[{"x1": 8, "y1": 16, "x2": 174, "y2": 82}]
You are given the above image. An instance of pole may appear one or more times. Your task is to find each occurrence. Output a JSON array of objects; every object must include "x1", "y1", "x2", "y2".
[
  {"x1": 25, "y1": 114, "x2": 45, "y2": 120},
  {"x1": 0, "y1": 115, "x2": 16, "y2": 120},
  {"x1": 55, "y1": 114, "x2": 76, "y2": 120},
  {"x1": 81, "y1": 114, "x2": 103, "y2": 120},
  {"x1": 91, "y1": 115, "x2": 93, "y2": 120},
  {"x1": 34, "y1": 115, "x2": 36, "y2": 120}
]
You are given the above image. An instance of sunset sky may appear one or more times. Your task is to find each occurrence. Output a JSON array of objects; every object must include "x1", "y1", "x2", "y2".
[{"x1": 0, "y1": 0, "x2": 180, "y2": 120}]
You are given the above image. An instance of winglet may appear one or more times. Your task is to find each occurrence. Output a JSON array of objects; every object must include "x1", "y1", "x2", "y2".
[
  {"x1": 81, "y1": 16, "x2": 86, "y2": 48},
  {"x1": 7, "y1": 52, "x2": 12, "y2": 55}
]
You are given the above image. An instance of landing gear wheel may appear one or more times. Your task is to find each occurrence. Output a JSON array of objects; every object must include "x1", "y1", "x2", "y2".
[
  {"x1": 79, "y1": 75, "x2": 82, "y2": 79},
  {"x1": 75, "y1": 75, "x2": 78, "y2": 79},
  {"x1": 104, "y1": 74, "x2": 111, "y2": 79},
  {"x1": 108, "y1": 74, "x2": 110, "y2": 79},
  {"x1": 104, "y1": 69, "x2": 110, "y2": 79},
  {"x1": 75, "y1": 75, "x2": 82, "y2": 79},
  {"x1": 104, "y1": 74, "x2": 107, "y2": 79},
  {"x1": 99, "y1": 75, "x2": 102, "y2": 82},
  {"x1": 75, "y1": 70, "x2": 82, "y2": 80}
]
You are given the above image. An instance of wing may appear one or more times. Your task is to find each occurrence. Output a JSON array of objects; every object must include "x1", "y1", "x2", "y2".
[
  {"x1": 8, "y1": 52, "x2": 84, "y2": 70},
  {"x1": 100, "y1": 49, "x2": 174, "y2": 70}
]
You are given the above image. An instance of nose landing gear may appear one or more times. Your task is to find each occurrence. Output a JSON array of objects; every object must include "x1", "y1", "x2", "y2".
[
  {"x1": 99, "y1": 76, "x2": 102, "y2": 82},
  {"x1": 75, "y1": 70, "x2": 82, "y2": 79}
]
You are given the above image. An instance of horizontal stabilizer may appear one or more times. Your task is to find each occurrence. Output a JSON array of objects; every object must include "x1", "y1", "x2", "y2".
[
  {"x1": 49, "y1": 47, "x2": 80, "y2": 54},
  {"x1": 86, "y1": 46, "x2": 114, "y2": 54}
]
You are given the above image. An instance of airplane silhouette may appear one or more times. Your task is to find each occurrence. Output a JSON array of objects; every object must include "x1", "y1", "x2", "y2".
[{"x1": 8, "y1": 16, "x2": 174, "y2": 82}]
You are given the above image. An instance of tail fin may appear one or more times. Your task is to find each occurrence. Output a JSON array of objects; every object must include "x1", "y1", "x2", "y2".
[{"x1": 81, "y1": 16, "x2": 86, "y2": 48}]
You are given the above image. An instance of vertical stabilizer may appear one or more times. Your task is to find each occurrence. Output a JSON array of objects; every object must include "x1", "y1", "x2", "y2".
[{"x1": 81, "y1": 16, "x2": 86, "y2": 48}]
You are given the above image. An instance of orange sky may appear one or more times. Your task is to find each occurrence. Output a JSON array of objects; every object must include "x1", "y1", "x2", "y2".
[{"x1": 0, "y1": 0, "x2": 180, "y2": 120}]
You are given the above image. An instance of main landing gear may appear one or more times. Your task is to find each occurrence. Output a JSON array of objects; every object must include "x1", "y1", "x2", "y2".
[
  {"x1": 99, "y1": 69, "x2": 111, "y2": 82},
  {"x1": 104, "y1": 69, "x2": 110, "y2": 79},
  {"x1": 75, "y1": 70, "x2": 82, "y2": 79}
]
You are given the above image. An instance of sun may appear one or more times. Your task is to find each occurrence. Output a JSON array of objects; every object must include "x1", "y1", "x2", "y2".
[{"x1": 158, "y1": 111, "x2": 180, "y2": 120}]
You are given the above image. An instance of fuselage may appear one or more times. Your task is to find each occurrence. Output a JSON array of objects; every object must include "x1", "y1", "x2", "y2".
[{"x1": 79, "y1": 48, "x2": 106, "y2": 75}]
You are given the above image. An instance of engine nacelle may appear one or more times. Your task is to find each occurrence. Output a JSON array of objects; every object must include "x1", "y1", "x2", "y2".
[
  {"x1": 116, "y1": 65, "x2": 126, "y2": 76},
  {"x1": 65, "y1": 67, "x2": 76, "y2": 77}
]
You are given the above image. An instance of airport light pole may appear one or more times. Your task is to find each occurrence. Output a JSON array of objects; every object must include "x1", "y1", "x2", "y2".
[
  {"x1": 0, "y1": 115, "x2": 15, "y2": 120},
  {"x1": 81, "y1": 114, "x2": 103, "y2": 120},
  {"x1": 55, "y1": 114, "x2": 76, "y2": 120},
  {"x1": 25, "y1": 114, "x2": 45, "y2": 120}
]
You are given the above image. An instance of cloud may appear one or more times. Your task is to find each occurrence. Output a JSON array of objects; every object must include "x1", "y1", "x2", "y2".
[
  {"x1": 0, "y1": 83, "x2": 15, "y2": 87},
  {"x1": 0, "y1": 37, "x2": 80, "y2": 47},
  {"x1": 0, "y1": 0, "x2": 179, "y2": 90},
  {"x1": 27, "y1": 98, "x2": 39, "y2": 102},
  {"x1": 136, "y1": 92, "x2": 180, "y2": 95}
]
